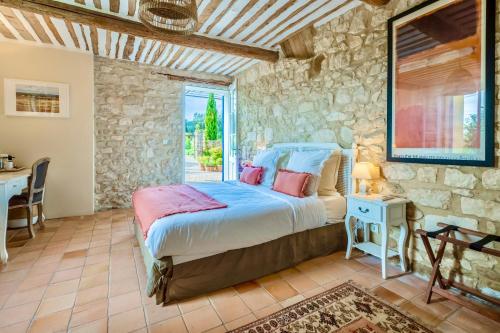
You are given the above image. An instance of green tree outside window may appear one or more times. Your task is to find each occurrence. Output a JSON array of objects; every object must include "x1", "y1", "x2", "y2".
[{"x1": 204, "y1": 93, "x2": 218, "y2": 141}]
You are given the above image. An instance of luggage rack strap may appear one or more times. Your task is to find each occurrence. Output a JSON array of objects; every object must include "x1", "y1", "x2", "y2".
[
  {"x1": 469, "y1": 234, "x2": 500, "y2": 252},
  {"x1": 427, "y1": 225, "x2": 459, "y2": 239}
]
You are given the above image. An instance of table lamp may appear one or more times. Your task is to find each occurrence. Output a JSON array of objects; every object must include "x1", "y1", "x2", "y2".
[{"x1": 352, "y1": 162, "x2": 380, "y2": 195}]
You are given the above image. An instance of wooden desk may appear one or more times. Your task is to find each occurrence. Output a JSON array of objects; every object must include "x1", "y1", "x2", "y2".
[{"x1": 0, "y1": 169, "x2": 30, "y2": 264}]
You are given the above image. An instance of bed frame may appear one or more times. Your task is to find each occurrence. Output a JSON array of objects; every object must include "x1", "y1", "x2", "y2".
[{"x1": 136, "y1": 143, "x2": 359, "y2": 305}]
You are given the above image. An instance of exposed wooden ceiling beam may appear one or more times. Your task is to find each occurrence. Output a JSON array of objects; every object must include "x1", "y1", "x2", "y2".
[
  {"x1": 0, "y1": 0, "x2": 279, "y2": 62},
  {"x1": 153, "y1": 68, "x2": 232, "y2": 86},
  {"x1": 360, "y1": 0, "x2": 390, "y2": 6},
  {"x1": 42, "y1": 14, "x2": 64, "y2": 45},
  {"x1": 157, "y1": 73, "x2": 231, "y2": 86},
  {"x1": 23, "y1": 11, "x2": 51, "y2": 43}
]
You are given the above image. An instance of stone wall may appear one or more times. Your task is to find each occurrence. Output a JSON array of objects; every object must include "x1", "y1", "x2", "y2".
[
  {"x1": 94, "y1": 57, "x2": 183, "y2": 209},
  {"x1": 236, "y1": 1, "x2": 500, "y2": 293}
]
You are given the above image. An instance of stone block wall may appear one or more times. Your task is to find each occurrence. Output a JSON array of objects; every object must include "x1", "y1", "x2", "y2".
[
  {"x1": 236, "y1": 1, "x2": 500, "y2": 293},
  {"x1": 94, "y1": 57, "x2": 183, "y2": 209}
]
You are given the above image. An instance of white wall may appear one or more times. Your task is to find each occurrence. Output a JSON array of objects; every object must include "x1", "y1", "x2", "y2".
[{"x1": 0, "y1": 41, "x2": 94, "y2": 218}]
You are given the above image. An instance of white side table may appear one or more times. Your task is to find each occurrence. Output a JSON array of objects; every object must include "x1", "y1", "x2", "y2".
[{"x1": 345, "y1": 194, "x2": 410, "y2": 279}]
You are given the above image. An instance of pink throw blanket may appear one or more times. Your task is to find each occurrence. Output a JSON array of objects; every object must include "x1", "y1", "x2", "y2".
[{"x1": 132, "y1": 184, "x2": 228, "y2": 239}]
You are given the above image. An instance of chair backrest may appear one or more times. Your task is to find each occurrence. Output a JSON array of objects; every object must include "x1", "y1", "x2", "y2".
[{"x1": 29, "y1": 157, "x2": 50, "y2": 204}]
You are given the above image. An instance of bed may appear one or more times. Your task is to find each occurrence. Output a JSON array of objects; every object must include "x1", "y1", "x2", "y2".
[{"x1": 134, "y1": 143, "x2": 358, "y2": 305}]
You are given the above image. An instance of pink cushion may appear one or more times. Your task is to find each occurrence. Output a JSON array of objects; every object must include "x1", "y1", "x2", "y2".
[
  {"x1": 272, "y1": 169, "x2": 311, "y2": 198},
  {"x1": 240, "y1": 166, "x2": 263, "y2": 185}
]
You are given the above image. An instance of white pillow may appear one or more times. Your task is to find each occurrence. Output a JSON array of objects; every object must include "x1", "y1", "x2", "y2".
[
  {"x1": 276, "y1": 151, "x2": 290, "y2": 170},
  {"x1": 286, "y1": 150, "x2": 333, "y2": 196},
  {"x1": 252, "y1": 149, "x2": 280, "y2": 187},
  {"x1": 317, "y1": 150, "x2": 342, "y2": 196}
]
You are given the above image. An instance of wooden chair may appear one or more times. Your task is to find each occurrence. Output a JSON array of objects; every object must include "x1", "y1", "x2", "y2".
[{"x1": 8, "y1": 158, "x2": 51, "y2": 238}]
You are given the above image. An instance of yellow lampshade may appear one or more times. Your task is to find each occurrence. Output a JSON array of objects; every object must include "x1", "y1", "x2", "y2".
[{"x1": 352, "y1": 162, "x2": 380, "y2": 180}]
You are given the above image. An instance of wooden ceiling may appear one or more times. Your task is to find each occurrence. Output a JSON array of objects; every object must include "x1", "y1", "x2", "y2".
[{"x1": 0, "y1": 0, "x2": 361, "y2": 77}]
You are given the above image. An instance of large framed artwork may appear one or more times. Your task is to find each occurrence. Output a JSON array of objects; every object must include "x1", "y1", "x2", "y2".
[
  {"x1": 4, "y1": 79, "x2": 70, "y2": 118},
  {"x1": 387, "y1": 0, "x2": 495, "y2": 166}
]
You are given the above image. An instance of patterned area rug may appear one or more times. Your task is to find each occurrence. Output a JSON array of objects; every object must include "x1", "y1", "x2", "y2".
[{"x1": 230, "y1": 281, "x2": 432, "y2": 333}]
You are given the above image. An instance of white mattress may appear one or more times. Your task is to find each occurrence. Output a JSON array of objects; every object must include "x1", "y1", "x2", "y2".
[
  {"x1": 145, "y1": 181, "x2": 345, "y2": 263},
  {"x1": 319, "y1": 194, "x2": 346, "y2": 222},
  {"x1": 171, "y1": 192, "x2": 347, "y2": 265}
]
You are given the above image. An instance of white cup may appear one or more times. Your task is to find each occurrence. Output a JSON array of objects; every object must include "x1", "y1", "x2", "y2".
[{"x1": 5, "y1": 161, "x2": 14, "y2": 170}]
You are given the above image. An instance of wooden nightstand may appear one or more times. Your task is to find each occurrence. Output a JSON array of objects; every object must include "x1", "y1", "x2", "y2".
[{"x1": 345, "y1": 194, "x2": 410, "y2": 279}]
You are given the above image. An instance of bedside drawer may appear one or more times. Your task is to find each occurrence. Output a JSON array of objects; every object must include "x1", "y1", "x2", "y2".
[{"x1": 349, "y1": 198, "x2": 382, "y2": 221}]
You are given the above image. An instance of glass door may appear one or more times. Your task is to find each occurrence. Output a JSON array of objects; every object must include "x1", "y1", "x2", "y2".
[
  {"x1": 183, "y1": 84, "x2": 236, "y2": 182},
  {"x1": 224, "y1": 80, "x2": 238, "y2": 180}
]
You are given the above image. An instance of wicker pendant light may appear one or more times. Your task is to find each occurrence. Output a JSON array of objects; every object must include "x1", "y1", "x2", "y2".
[{"x1": 139, "y1": 0, "x2": 198, "y2": 35}]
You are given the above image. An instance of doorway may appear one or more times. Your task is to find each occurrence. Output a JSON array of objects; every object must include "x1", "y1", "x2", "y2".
[{"x1": 183, "y1": 85, "x2": 237, "y2": 182}]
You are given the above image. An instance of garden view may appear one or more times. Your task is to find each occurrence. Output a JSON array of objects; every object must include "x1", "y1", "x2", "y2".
[{"x1": 184, "y1": 92, "x2": 224, "y2": 182}]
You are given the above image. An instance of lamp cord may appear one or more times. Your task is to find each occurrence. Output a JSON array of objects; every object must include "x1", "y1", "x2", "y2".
[{"x1": 353, "y1": 219, "x2": 364, "y2": 244}]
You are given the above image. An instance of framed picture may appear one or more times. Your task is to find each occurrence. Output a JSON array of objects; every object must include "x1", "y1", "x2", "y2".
[
  {"x1": 4, "y1": 79, "x2": 69, "y2": 118},
  {"x1": 387, "y1": 0, "x2": 495, "y2": 166}
]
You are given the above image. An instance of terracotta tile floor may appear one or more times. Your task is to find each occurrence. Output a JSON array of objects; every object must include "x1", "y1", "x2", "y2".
[{"x1": 1, "y1": 209, "x2": 499, "y2": 333}]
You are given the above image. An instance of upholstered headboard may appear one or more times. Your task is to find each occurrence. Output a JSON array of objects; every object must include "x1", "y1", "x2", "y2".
[{"x1": 271, "y1": 142, "x2": 359, "y2": 196}]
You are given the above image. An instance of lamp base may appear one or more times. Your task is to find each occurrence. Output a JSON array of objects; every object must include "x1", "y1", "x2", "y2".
[{"x1": 358, "y1": 179, "x2": 371, "y2": 195}]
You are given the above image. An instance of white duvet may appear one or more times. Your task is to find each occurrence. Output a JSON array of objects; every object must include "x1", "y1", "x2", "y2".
[{"x1": 145, "y1": 181, "x2": 329, "y2": 259}]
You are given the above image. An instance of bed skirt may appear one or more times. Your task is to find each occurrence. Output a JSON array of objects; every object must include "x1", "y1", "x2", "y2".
[{"x1": 134, "y1": 222, "x2": 347, "y2": 305}]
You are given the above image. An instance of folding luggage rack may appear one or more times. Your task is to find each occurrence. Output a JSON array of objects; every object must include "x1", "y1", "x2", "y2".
[{"x1": 416, "y1": 223, "x2": 500, "y2": 322}]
